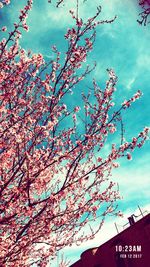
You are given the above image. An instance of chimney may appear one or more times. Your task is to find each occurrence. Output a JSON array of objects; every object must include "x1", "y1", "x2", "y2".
[{"x1": 128, "y1": 215, "x2": 135, "y2": 226}]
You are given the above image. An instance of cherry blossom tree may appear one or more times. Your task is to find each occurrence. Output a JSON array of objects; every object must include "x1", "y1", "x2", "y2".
[{"x1": 0, "y1": 0, "x2": 149, "y2": 266}]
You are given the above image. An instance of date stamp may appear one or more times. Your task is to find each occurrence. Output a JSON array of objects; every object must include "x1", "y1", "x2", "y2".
[
  {"x1": 115, "y1": 245, "x2": 142, "y2": 259},
  {"x1": 119, "y1": 253, "x2": 142, "y2": 259}
]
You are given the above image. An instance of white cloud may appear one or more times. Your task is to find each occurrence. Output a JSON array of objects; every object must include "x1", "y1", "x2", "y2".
[
  {"x1": 113, "y1": 160, "x2": 150, "y2": 200},
  {"x1": 136, "y1": 54, "x2": 150, "y2": 69},
  {"x1": 45, "y1": 0, "x2": 102, "y2": 29},
  {"x1": 126, "y1": 77, "x2": 136, "y2": 90}
]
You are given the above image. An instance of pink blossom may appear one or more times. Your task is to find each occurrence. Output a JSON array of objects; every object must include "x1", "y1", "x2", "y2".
[
  {"x1": 76, "y1": 19, "x2": 83, "y2": 27},
  {"x1": 4, "y1": 0, "x2": 10, "y2": 5},
  {"x1": 1, "y1": 26, "x2": 7, "y2": 32},
  {"x1": 74, "y1": 106, "x2": 80, "y2": 112},
  {"x1": 122, "y1": 100, "x2": 130, "y2": 108},
  {"x1": 127, "y1": 152, "x2": 132, "y2": 160},
  {"x1": 109, "y1": 126, "x2": 116, "y2": 133},
  {"x1": 113, "y1": 162, "x2": 120, "y2": 168},
  {"x1": 97, "y1": 157, "x2": 102, "y2": 162},
  {"x1": 23, "y1": 23, "x2": 29, "y2": 31},
  {"x1": 72, "y1": 114, "x2": 77, "y2": 121},
  {"x1": 92, "y1": 206, "x2": 98, "y2": 212}
]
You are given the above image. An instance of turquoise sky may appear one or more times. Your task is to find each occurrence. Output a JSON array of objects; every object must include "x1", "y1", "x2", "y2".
[{"x1": 0, "y1": 0, "x2": 150, "y2": 265}]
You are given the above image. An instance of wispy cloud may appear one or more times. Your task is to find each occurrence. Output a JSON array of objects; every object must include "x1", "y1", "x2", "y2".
[
  {"x1": 136, "y1": 53, "x2": 150, "y2": 69},
  {"x1": 126, "y1": 77, "x2": 136, "y2": 90}
]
